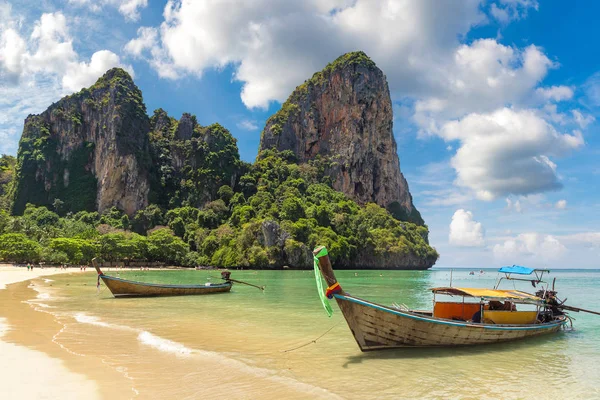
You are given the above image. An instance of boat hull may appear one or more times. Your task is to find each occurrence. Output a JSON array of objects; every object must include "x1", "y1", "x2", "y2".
[
  {"x1": 99, "y1": 275, "x2": 232, "y2": 298},
  {"x1": 334, "y1": 294, "x2": 568, "y2": 351}
]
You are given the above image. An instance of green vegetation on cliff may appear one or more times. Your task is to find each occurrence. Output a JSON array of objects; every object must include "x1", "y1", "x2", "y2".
[
  {"x1": 148, "y1": 109, "x2": 247, "y2": 209},
  {"x1": 0, "y1": 150, "x2": 437, "y2": 268},
  {"x1": 0, "y1": 155, "x2": 15, "y2": 211}
]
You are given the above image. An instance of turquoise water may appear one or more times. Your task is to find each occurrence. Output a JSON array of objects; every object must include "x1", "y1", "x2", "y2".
[{"x1": 21, "y1": 268, "x2": 600, "y2": 399}]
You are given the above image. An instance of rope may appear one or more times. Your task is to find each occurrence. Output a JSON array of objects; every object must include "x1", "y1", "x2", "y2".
[{"x1": 281, "y1": 323, "x2": 339, "y2": 353}]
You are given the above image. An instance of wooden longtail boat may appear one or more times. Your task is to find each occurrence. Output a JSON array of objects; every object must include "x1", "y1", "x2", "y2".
[
  {"x1": 93, "y1": 260, "x2": 232, "y2": 298},
  {"x1": 313, "y1": 246, "x2": 569, "y2": 351}
]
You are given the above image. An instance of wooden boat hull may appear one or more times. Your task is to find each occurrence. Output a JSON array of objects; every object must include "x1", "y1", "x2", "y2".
[
  {"x1": 312, "y1": 246, "x2": 568, "y2": 351},
  {"x1": 334, "y1": 294, "x2": 568, "y2": 351},
  {"x1": 99, "y1": 274, "x2": 232, "y2": 298}
]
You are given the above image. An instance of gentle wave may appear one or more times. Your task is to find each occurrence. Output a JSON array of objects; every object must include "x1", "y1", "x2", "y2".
[
  {"x1": 73, "y1": 313, "x2": 114, "y2": 328},
  {"x1": 34, "y1": 303, "x2": 55, "y2": 308},
  {"x1": 71, "y1": 313, "x2": 339, "y2": 398},
  {"x1": 137, "y1": 331, "x2": 193, "y2": 356},
  {"x1": 73, "y1": 313, "x2": 136, "y2": 332}
]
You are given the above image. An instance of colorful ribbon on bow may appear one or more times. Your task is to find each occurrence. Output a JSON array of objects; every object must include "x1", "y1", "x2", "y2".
[{"x1": 313, "y1": 247, "x2": 333, "y2": 317}]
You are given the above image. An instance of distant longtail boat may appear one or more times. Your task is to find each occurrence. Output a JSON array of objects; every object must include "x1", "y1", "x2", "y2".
[
  {"x1": 92, "y1": 259, "x2": 232, "y2": 298},
  {"x1": 312, "y1": 246, "x2": 575, "y2": 351}
]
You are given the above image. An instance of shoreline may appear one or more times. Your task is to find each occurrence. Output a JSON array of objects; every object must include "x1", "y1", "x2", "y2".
[
  {"x1": 0, "y1": 266, "x2": 340, "y2": 399},
  {"x1": 0, "y1": 266, "x2": 103, "y2": 399}
]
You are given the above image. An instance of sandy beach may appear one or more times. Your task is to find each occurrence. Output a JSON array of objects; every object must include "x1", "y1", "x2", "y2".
[{"x1": 0, "y1": 266, "x2": 101, "y2": 400}]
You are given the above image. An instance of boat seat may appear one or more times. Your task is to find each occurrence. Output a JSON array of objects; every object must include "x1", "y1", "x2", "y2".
[
  {"x1": 482, "y1": 311, "x2": 538, "y2": 325},
  {"x1": 433, "y1": 302, "x2": 481, "y2": 321}
]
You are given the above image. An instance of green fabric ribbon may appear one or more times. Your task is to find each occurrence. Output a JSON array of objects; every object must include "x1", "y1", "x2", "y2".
[{"x1": 313, "y1": 247, "x2": 333, "y2": 317}]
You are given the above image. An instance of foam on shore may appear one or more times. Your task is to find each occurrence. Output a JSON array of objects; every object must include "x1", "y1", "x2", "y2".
[{"x1": 71, "y1": 311, "x2": 339, "y2": 398}]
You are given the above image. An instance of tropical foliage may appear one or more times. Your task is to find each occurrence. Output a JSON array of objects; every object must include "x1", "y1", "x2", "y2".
[{"x1": 0, "y1": 150, "x2": 437, "y2": 268}]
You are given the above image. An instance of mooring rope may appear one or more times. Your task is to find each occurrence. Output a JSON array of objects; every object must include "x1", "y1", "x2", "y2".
[{"x1": 281, "y1": 323, "x2": 340, "y2": 353}]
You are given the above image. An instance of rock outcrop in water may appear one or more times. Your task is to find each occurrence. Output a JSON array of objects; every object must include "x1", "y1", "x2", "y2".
[{"x1": 259, "y1": 52, "x2": 423, "y2": 224}]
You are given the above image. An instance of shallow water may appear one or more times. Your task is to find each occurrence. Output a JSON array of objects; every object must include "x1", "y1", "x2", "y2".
[{"x1": 4, "y1": 268, "x2": 600, "y2": 399}]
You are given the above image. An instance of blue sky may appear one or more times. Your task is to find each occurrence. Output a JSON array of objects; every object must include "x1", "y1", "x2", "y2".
[{"x1": 2, "y1": 0, "x2": 600, "y2": 268}]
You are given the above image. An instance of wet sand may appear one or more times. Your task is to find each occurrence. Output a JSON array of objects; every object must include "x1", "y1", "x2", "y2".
[
  {"x1": 0, "y1": 266, "x2": 117, "y2": 400},
  {"x1": 0, "y1": 267, "x2": 338, "y2": 399}
]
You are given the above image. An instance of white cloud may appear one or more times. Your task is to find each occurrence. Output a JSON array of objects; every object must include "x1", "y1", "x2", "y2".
[
  {"x1": 414, "y1": 40, "x2": 557, "y2": 129},
  {"x1": 1, "y1": 12, "x2": 77, "y2": 82},
  {"x1": 127, "y1": 0, "x2": 488, "y2": 109},
  {"x1": 493, "y1": 232, "x2": 566, "y2": 262},
  {"x1": 490, "y1": 0, "x2": 539, "y2": 23},
  {"x1": 562, "y1": 232, "x2": 600, "y2": 247},
  {"x1": 1, "y1": 11, "x2": 126, "y2": 92},
  {"x1": 27, "y1": 13, "x2": 77, "y2": 75},
  {"x1": 63, "y1": 50, "x2": 133, "y2": 92},
  {"x1": 535, "y1": 85, "x2": 573, "y2": 102},
  {"x1": 449, "y1": 209, "x2": 485, "y2": 247},
  {"x1": 555, "y1": 199, "x2": 567, "y2": 209},
  {"x1": 0, "y1": 8, "x2": 133, "y2": 154},
  {"x1": 0, "y1": 27, "x2": 26, "y2": 84},
  {"x1": 117, "y1": 0, "x2": 147, "y2": 21},
  {"x1": 67, "y1": 0, "x2": 148, "y2": 21},
  {"x1": 572, "y1": 110, "x2": 595, "y2": 128},
  {"x1": 583, "y1": 71, "x2": 600, "y2": 107},
  {"x1": 236, "y1": 119, "x2": 259, "y2": 131},
  {"x1": 124, "y1": 26, "x2": 157, "y2": 58},
  {"x1": 439, "y1": 108, "x2": 584, "y2": 200},
  {"x1": 490, "y1": 4, "x2": 510, "y2": 23},
  {"x1": 506, "y1": 198, "x2": 522, "y2": 213}
]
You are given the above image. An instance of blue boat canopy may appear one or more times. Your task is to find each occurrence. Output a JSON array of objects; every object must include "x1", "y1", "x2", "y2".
[{"x1": 498, "y1": 265, "x2": 535, "y2": 275}]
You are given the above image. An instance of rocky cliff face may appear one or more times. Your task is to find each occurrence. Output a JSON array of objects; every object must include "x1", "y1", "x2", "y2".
[
  {"x1": 11, "y1": 68, "x2": 150, "y2": 215},
  {"x1": 259, "y1": 52, "x2": 423, "y2": 224}
]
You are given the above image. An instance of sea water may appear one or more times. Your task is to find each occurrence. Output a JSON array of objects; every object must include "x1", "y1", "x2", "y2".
[{"x1": 3, "y1": 268, "x2": 600, "y2": 399}]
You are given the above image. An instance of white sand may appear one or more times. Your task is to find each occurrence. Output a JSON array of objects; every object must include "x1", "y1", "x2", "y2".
[{"x1": 0, "y1": 266, "x2": 101, "y2": 400}]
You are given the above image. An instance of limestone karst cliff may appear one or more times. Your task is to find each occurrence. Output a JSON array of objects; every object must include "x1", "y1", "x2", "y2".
[
  {"x1": 10, "y1": 69, "x2": 244, "y2": 216},
  {"x1": 11, "y1": 68, "x2": 150, "y2": 216},
  {"x1": 259, "y1": 51, "x2": 423, "y2": 224},
  {"x1": 7, "y1": 56, "x2": 437, "y2": 270}
]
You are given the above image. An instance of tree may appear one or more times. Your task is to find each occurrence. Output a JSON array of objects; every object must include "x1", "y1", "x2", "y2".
[
  {"x1": 0, "y1": 233, "x2": 41, "y2": 262},
  {"x1": 147, "y1": 228, "x2": 188, "y2": 264},
  {"x1": 280, "y1": 197, "x2": 305, "y2": 222},
  {"x1": 169, "y1": 216, "x2": 186, "y2": 238},
  {"x1": 48, "y1": 237, "x2": 98, "y2": 263},
  {"x1": 52, "y1": 198, "x2": 65, "y2": 215},
  {"x1": 98, "y1": 233, "x2": 128, "y2": 263},
  {"x1": 217, "y1": 185, "x2": 234, "y2": 204}
]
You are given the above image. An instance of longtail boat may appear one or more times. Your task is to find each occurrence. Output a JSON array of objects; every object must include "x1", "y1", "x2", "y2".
[
  {"x1": 93, "y1": 259, "x2": 232, "y2": 298},
  {"x1": 312, "y1": 246, "x2": 575, "y2": 351}
]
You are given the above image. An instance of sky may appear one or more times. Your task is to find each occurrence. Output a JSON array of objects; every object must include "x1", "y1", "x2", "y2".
[{"x1": 2, "y1": 0, "x2": 600, "y2": 268}]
